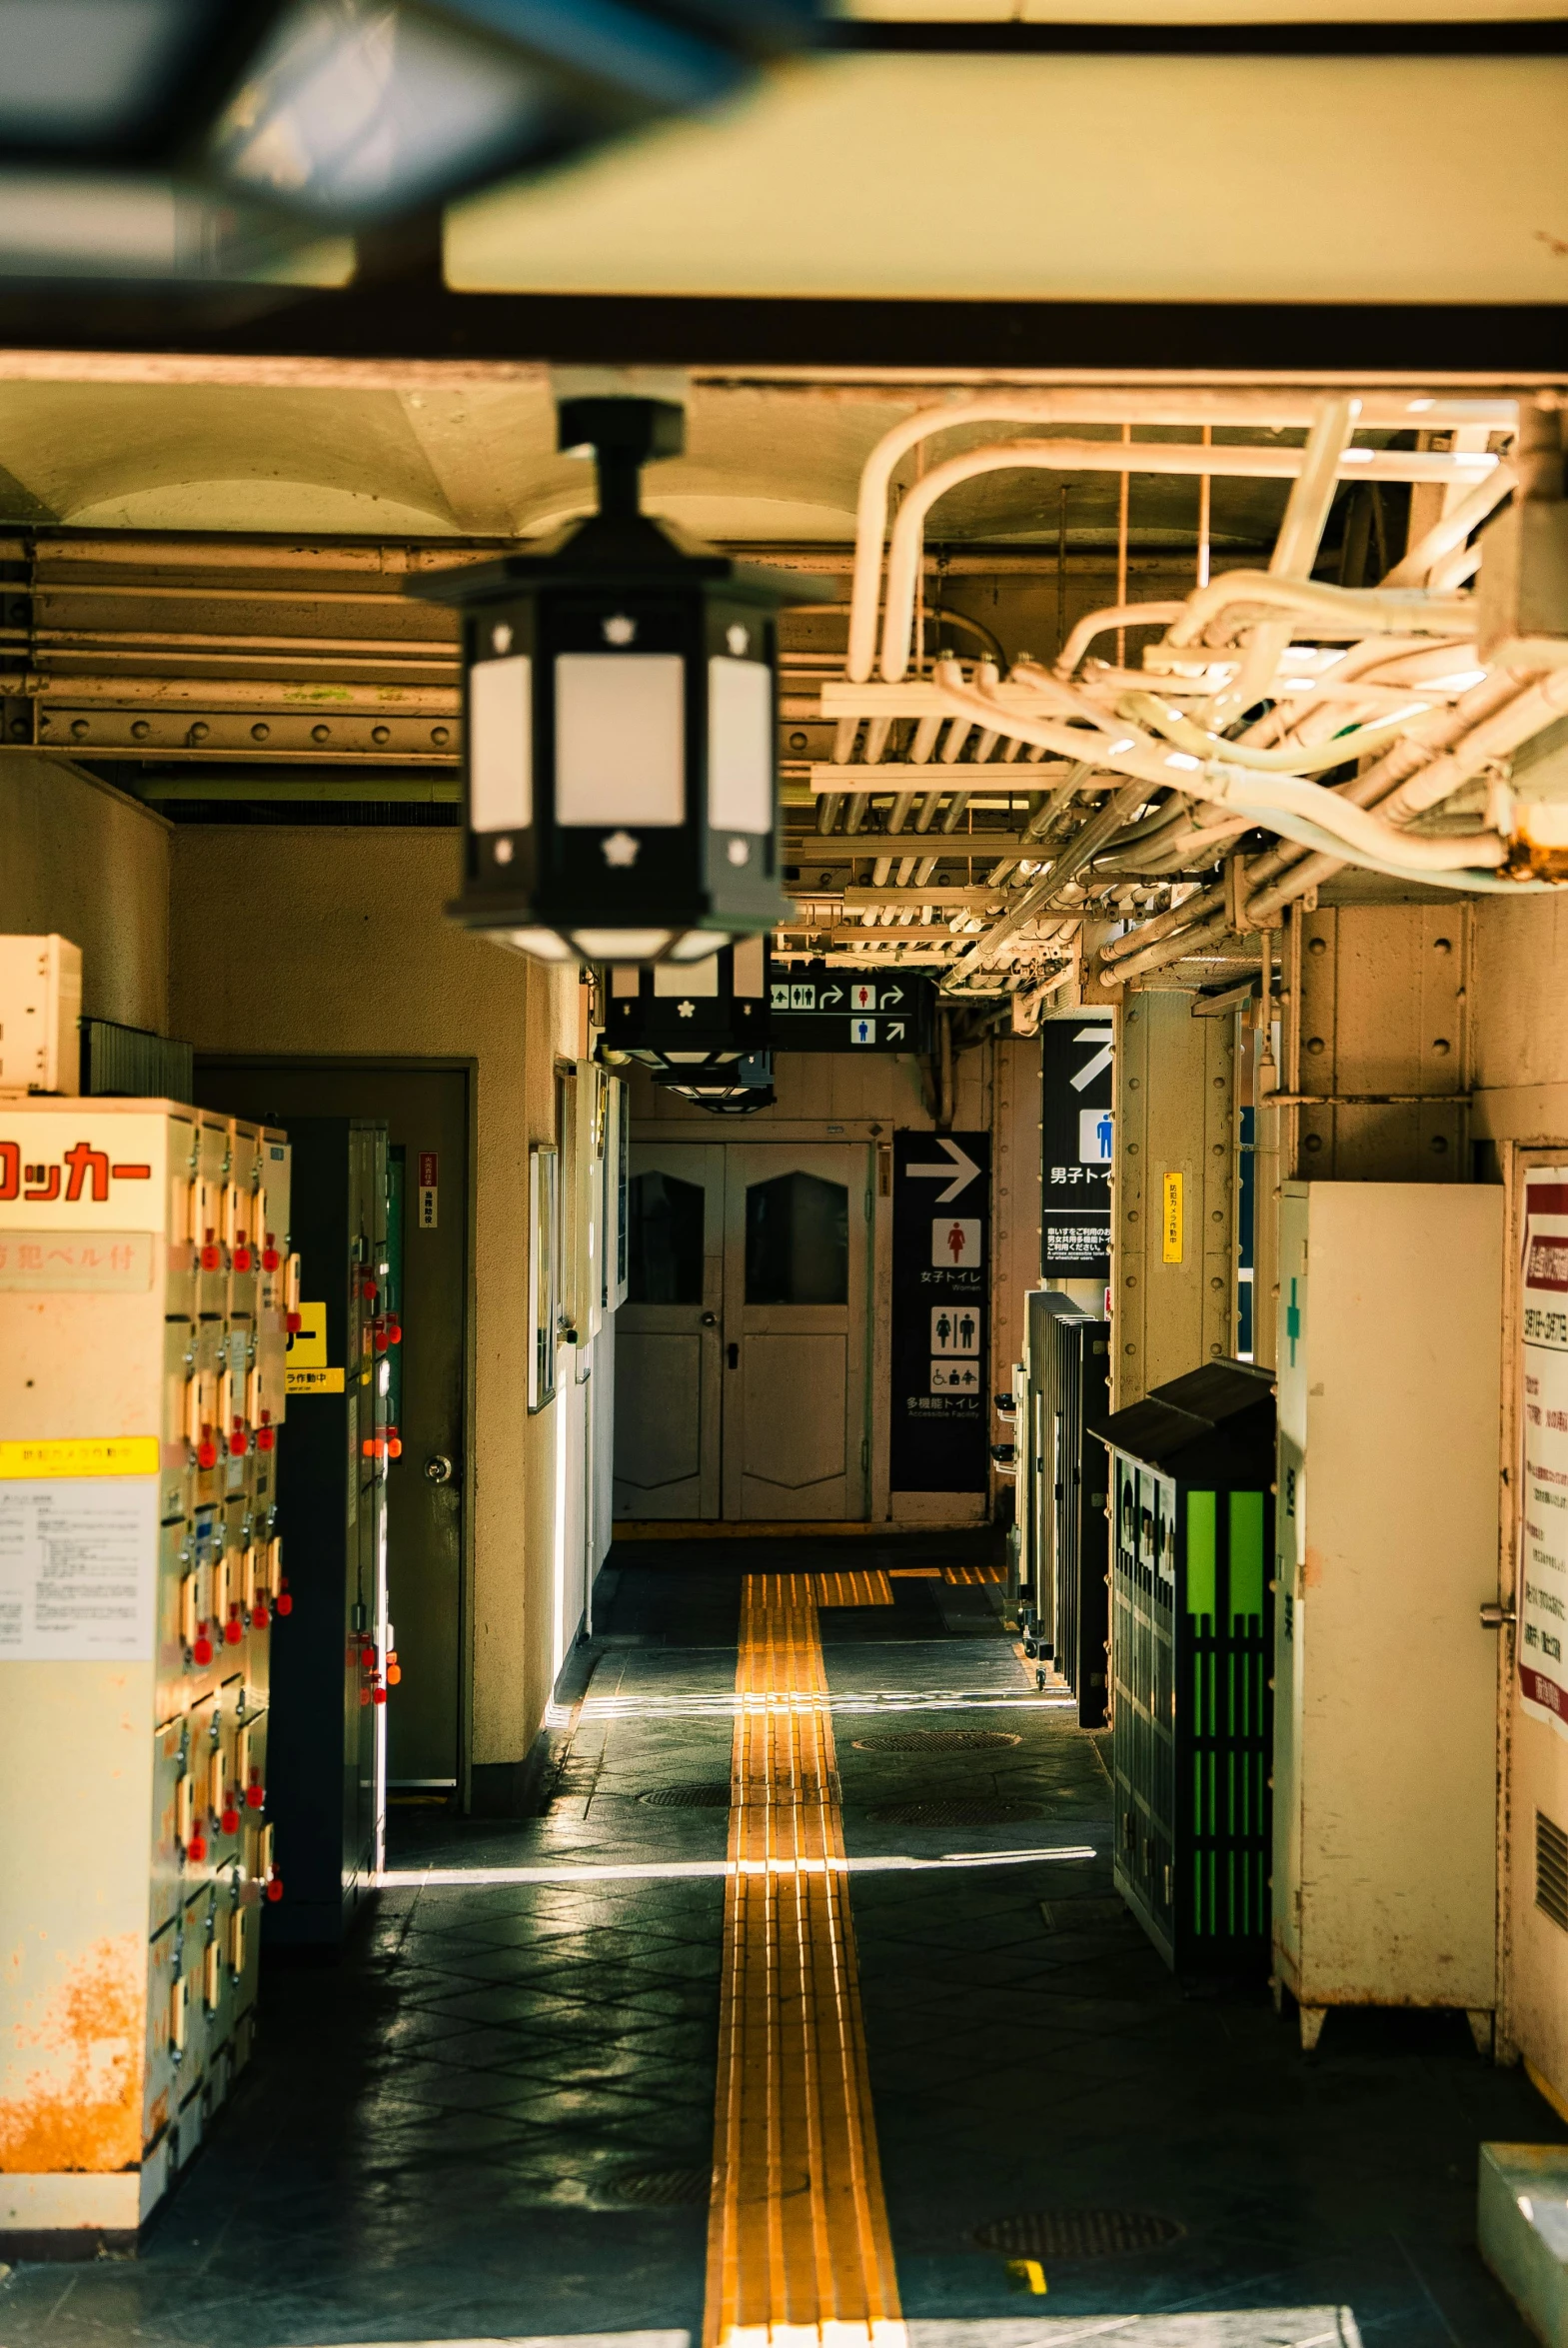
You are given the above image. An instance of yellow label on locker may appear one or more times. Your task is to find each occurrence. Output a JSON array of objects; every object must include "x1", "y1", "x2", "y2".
[
  {"x1": 286, "y1": 1301, "x2": 328, "y2": 1367},
  {"x1": 287, "y1": 1366, "x2": 345, "y2": 1395},
  {"x1": 1161, "y1": 1172, "x2": 1184, "y2": 1265},
  {"x1": 0, "y1": 1434, "x2": 160, "y2": 1478}
]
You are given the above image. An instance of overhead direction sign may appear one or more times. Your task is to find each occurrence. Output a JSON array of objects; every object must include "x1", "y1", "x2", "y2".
[
  {"x1": 1042, "y1": 1016, "x2": 1113, "y2": 1281},
  {"x1": 769, "y1": 964, "x2": 935, "y2": 1055}
]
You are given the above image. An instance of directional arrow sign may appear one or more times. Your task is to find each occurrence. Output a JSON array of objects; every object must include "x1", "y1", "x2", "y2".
[
  {"x1": 820, "y1": 986, "x2": 843, "y2": 1008},
  {"x1": 1069, "y1": 1025, "x2": 1114, "y2": 1092},
  {"x1": 886, "y1": 1020, "x2": 905, "y2": 1042},
  {"x1": 905, "y1": 1136, "x2": 982, "y2": 1204}
]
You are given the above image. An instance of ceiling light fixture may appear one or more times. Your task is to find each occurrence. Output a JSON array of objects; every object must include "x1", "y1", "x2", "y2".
[{"x1": 413, "y1": 392, "x2": 826, "y2": 966}]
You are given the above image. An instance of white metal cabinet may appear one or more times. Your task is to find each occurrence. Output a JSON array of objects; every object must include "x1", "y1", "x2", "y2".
[{"x1": 1273, "y1": 1180, "x2": 1503, "y2": 2047}]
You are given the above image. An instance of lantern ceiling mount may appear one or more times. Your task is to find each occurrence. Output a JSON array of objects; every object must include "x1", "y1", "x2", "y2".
[{"x1": 412, "y1": 392, "x2": 827, "y2": 968}]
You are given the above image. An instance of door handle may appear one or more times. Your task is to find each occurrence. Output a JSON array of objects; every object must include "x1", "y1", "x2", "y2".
[
  {"x1": 701, "y1": 1312, "x2": 718, "y2": 1326},
  {"x1": 727, "y1": 1343, "x2": 740, "y2": 1369},
  {"x1": 424, "y1": 1453, "x2": 454, "y2": 1485}
]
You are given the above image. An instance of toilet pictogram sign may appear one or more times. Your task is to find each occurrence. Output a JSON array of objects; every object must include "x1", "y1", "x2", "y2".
[{"x1": 889, "y1": 1131, "x2": 990, "y2": 1494}]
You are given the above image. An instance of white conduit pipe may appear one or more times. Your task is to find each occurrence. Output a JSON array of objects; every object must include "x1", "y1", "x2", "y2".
[
  {"x1": 1382, "y1": 466, "x2": 1515, "y2": 589},
  {"x1": 875, "y1": 446, "x2": 1495, "y2": 684},
  {"x1": 1212, "y1": 396, "x2": 1359, "y2": 725},
  {"x1": 1377, "y1": 667, "x2": 1568, "y2": 824},
  {"x1": 1113, "y1": 690, "x2": 1450, "y2": 778},
  {"x1": 1104, "y1": 671, "x2": 1548, "y2": 974},
  {"x1": 1099, "y1": 668, "x2": 1525, "y2": 967},
  {"x1": 844, "y1": 393, "x2": 1515, "y2": 683},
  {"x1": 1056, "y1": 603, "x2": 1187, "y2": 679},
  {"x1": 1159, "y1": 573, "x2": 1476, "y2": 651},
  {"x1": 926, "y1": 665, "x2": 1530, "y2": 893}
]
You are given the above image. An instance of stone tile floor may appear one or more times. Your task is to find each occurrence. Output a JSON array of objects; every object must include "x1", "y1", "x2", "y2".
[{"x1": 0, "y1": 1543, "x2": 1559, "y2": 2347}]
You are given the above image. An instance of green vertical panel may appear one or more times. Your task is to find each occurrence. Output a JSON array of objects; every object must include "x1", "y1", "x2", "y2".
[
  {"x1": 1187, "y1": 1491, "x2": 1216, "y2": 1621},
  {"x1": 1229, "y1": 1490, "x2": 1265, "y2": 1624}
]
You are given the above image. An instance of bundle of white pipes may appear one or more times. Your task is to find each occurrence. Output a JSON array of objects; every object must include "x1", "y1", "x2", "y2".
[{"x1": 821, "y1": 388, "x2": 1566, "y2": 991}]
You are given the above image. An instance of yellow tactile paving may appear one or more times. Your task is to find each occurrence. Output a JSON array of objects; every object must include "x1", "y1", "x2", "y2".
[
  {"x1": 942, "y1": 1564, "x2": 1005, "y2": 1585},
  {"x1": 812, "y1": 1568, "x2": 894, "y2": 1609},
  {"x1": 706, "y1": 1572, "x2": 904, "y2": 2348}
]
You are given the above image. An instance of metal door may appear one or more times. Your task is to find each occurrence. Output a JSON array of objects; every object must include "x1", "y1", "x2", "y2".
[
  {"x1": 614, "y1": 1143, "x2": 725, "y2": 1519},
  {"x1": 722, "y1": 1144, "x2": 870, "y2": 1522},
  {"x1": 195, "y1": 1061, "x2": 468, "y2": 1801}
]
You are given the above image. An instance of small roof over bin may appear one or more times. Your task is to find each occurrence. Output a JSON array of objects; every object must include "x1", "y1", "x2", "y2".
[{"x1": 1088, "y1": 1358, "x2": 1275, "y2": 1485}]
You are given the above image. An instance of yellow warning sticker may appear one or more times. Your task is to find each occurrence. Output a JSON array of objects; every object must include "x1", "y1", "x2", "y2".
[
  {"x1": 0, "y1": 1435, "x2": 160, "y2": 1478},
  {"x1": 1161, "y1": 1171, "x2": 1184, "y2": 1265},
  {"x1": 287, "y1": 1366, "x2": 345, "y2": 1395},
  {"x1": 286, "y1": 1301, "x2": 328, "y2": 1368}
]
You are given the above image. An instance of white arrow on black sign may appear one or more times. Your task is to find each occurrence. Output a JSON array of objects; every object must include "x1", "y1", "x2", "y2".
[
  {"x1": 905, "y1": 1136, "x2": 981, "y2": 1204},
  {"x1": 886, "y1": 1020, "x2": 905, "y2": 1042},
  {"x1": 819, "y1": 986, "x2": 843, "y2": 1008},
  {"x1": 1069, "y1": 1025, "x2": 1114, "y2": 1092}
]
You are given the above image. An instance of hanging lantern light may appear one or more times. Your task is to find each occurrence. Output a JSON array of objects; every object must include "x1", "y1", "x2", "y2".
[
  {"x1": 413, "y1": 395, "x2": 821, "y2": 967},
  {"x1": 602, "y1": 935, "x2": 771, "y2": 1074},
  {"x1": 656, "y1": 1052, "x2": 776, "y2": 1116}
]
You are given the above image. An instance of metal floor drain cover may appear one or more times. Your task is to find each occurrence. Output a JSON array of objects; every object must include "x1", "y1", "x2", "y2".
[
  {"x1": 638, "y1": 1783, "x2": 732, "y2": 1809},
  {"x1": 867, "y1": 1795, "x2": 1044, "y2": 1826},
  {"x1": 973, "y1": 2210, "x2": 1185, "y2": 2259},
  {"x1": 851, "y1": 1730, "x2": 1022, "y2": 1753},
  {"x1": 603, "y1": 2166, "x2": 713, "y2": 2207}
]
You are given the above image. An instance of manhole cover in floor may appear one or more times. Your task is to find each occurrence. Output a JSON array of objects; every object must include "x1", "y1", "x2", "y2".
[
  {"x1": 638, "y1": 1783, "x2": 732, "y2": 1809},
  {"x1": 972, "y1": 2211, "x2": 1185, "y2": 2260},
  {"x1": 602, "y1": 2167, "x2": 713, "y2": 2207},
  {"x1": 851, "y1": 1730, "x2": 1022, "y2": 1752},
  {"x1": 866, "y1": 1795, "x2": 1044, "y2": 1826}
]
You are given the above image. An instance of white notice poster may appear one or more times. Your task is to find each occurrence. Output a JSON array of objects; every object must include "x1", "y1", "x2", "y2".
[
  {"x1": 1520, "y1": 1170, "x2": 1568, "y2": 1739},
  {"x1": 0, "y1": 1476, "x2": 158, "y2": 1659}
]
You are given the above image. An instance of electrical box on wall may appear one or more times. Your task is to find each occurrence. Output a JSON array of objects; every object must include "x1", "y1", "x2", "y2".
[
  {"x1": 0, "y1": 1099, "x2": 291, "y2": 2250},
  {"x1": 1273, "y1": 1180, "x2": 1504, "y2": 2050},
  {"x1": 0, "y1": 934, "x2": 82, "y2": 1097}
]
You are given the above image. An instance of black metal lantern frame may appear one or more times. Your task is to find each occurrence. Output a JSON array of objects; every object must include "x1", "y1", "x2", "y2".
[
  {"x1": 658, "y1": 1052, "x2": 776, "y2": 1115},
  {"x1": 413, "y1": 396, "x2": 824, "y2": 967},
  {"x1": 602, "y1": 935, "x2": 772, "y2": 1075}
]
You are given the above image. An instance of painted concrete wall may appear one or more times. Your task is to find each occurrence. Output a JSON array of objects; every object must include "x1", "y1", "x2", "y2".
[
  {"x1": 0, "y1": 753, "x2": 170, "y2": 1032},
  {"x1": 167, "y1": 825, "x2": 579, "y2": 1796}
]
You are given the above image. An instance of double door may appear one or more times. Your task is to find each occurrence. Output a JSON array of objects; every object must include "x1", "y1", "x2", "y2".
[{"x1": 614, "y1": 1142, "x2": 870, "y2": 1522}]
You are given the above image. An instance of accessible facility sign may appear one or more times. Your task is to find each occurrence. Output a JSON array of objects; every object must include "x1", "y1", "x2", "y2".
[{"x1": 889, "y1": 1131, "x2": 990, "y2": 1492}]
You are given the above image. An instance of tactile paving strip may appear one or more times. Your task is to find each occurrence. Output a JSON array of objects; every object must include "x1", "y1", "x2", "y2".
[{"x1": 705, "y1": 1571, "x2": 904, "y2": 2348}]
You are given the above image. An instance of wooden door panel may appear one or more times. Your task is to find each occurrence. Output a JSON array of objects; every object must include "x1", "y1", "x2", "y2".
[
  {"x1": 740, "y1": 1331, "x2": 847, "y2": 1507},
  {"x1": 614, "y1": 1331, "x2": 706, "y2": 1502}
]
